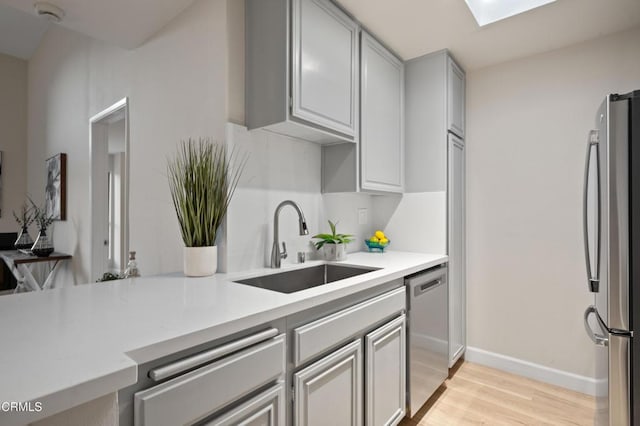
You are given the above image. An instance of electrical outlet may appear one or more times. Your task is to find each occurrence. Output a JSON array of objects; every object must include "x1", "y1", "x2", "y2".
[{"x1": 358, "y1": 208, "x2": 368, "y2": 225}]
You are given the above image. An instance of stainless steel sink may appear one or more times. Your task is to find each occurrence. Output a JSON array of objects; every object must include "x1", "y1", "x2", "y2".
[{"x1": 234, "y1": 264, "x2": 379, "y2": 294}]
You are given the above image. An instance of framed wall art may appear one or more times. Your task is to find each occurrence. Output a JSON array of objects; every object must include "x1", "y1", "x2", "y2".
[{"x1": 45, "y1": 153, "x2": 66, "y2": 220}]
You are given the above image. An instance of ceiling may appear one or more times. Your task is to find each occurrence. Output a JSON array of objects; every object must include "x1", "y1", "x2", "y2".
[
  {"x1": 0, "y1": 4, "x2": 49, "y2": 60},
  {"x1": 0, "y1": 0, "x2": 196, "y2": 54},
  {"x1": 339, "y1": 0, "x2": 640, "y2": 70},
  {"x1": 0, "y1": 0, "x2": 639, "y2": 68}
]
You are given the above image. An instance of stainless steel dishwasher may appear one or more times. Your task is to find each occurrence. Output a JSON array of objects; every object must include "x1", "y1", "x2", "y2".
[{"x1": 405, "y1": 263, "x2": 448, "y2": 417}]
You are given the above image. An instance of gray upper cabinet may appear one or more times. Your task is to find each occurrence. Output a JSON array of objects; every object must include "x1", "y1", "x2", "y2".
[
  {"x1": 246, "y1": 0, "x2": 359, "y2": 144},
  {"x1": 447, "y1": 57, "x2": 465, "y2": 139},
  {"x1": 291, "y1": 0, "x2": 359, "y2": 138},
  {"x1": 360, "y1": 31, "x2": 404, "y2": 193},
  {"x1": 405, "y1": 49, "x2": 465, "y2": 193},
  {"x1": 322, "y1": 30, "x2": 404, "y2": 193}
]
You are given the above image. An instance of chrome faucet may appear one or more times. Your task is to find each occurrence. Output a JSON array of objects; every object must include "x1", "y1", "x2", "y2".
[{"x1": 271, "y1": 200, "x2": 309, "y2": 268}]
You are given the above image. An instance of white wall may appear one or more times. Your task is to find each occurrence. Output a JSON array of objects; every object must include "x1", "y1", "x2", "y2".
[
  {"x1": 223, "y1": 124, "x2": 379, "y2": 271},
  {"x1": 0, "y1": 52, "x2": 27, "y2": 233},
  {"x1": 372, "y1": 192, "x2": 446, "y2": 254},
  {"x1": 26, "y1": 0, "x2": 378, "y2": 282},
  {"x1": 224, "y1": 124, "x2": 324, "y2": 271},
  {"x1": 466, "y1": 27, "x2": 640, "y2": 379},
  {"x1": 323, "y1": 193, "x2": 375, "y2": 254},
  {"x1": 27, "y1": 0, "x2": 230, "y2": 284}
]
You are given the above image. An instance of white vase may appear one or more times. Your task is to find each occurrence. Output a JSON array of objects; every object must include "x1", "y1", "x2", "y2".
[
  {"x1": 323, "y1": 243, "x2": 347, "y2": 261},
  {"x1": 183, "y1": 246, "x2": 217, "y2": 277}
]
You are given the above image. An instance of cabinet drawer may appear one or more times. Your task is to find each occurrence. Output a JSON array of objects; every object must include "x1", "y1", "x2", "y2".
[
  {"x1": 134, "y1": 335, "x2": 285, "y2": 426},
  {"x1": 293, "y1": 287, "x2": 405, "y2": 366},
  {"x1": 205, "y1": 383, "x2": 285, "y2": 426}
]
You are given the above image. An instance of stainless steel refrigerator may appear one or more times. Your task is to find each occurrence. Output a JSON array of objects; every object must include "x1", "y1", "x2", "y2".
[{"x1": 583, "y1": 90, "x2": 640, "y2": 425}]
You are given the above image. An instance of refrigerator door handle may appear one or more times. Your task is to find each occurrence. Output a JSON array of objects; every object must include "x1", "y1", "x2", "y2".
[
  {"x1": 584, "y1": 305, "x2": 608, "y2": 346},
  {"x1": 583, "y1": 130, "x2": 601, "y2": 292}
]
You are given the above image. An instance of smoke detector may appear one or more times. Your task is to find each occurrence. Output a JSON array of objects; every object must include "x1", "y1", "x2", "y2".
[{"x1": 34, "y1": 2, "x2": 65, "y2": 23}]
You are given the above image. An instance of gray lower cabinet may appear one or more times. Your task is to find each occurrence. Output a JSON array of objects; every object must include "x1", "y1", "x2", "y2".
[
  {"x1": 291, "y1": 286, "x2": 406, "y2": 426},
  {"x1": 294, "y1": 339, "x2": 363, "y2": 426},
  {"x1": 292, "y1": 286, "x2": 406, "y2": 367},
  {"x1": 133, "y1": 334, "x2": 286, "y2": 426},
  {"x1": 205, "y1": 383, "x2": 285, "y2": 426},
  {"x1": 365, "y1": 315, "x2": 406, "y2": 426}
]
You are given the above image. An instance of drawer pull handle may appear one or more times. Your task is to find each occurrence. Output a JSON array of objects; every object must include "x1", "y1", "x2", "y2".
[{"x1": 148, "y1": 328, "x2": 279, "y2": 381}]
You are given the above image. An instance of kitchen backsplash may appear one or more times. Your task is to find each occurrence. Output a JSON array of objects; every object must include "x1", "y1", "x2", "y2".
[{"x1": 220, "y1": 123, "x2": 445, "y2": 273}]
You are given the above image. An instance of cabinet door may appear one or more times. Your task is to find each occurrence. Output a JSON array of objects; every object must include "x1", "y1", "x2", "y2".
[
  {"x1": 447, "y1": 57, "x2": 465, "y2": 139},
  {"x1": 205, "y1": 384, "x2": 285, "y2": 426},
  {"x1": 294, "y1": 339, "x2": 363, "y2": 426},
  {"x1": 448, "y1": 134, "x2": 466, "y2": 367},
  {"x1": 365, "y1": 315, "x2": 406, "y2": 426},
  {"x1": 291, "y1": 0, "x2": 359, "y2": 138},
  {"x1": 360, "y1": 31, "x2": 404, "y2": 193}
]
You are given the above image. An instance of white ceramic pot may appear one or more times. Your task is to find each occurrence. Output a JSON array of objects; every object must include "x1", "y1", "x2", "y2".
[
  {"x1": 183, "y1": 246, "x2": 217, "y2": 277},
  {"x1": 323, "y1": 243, "x2": 347, "y2": 261}
]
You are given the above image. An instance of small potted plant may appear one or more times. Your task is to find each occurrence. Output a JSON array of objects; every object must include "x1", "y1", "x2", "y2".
[
  {"x1": 30, "y1": 200, "x2": 55, "y2": 257},
  {"x1": 168, "y1": 138, "x2": 245, "y2": 277},
  {"x1": 312, "y1": 220, "x2": 354, "y2": 261},
  {"x1": 13, "y1": 203, "x2": 35, "y2": 250}
]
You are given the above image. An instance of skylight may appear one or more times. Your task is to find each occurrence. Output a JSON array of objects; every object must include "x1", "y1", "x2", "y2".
[{"x1": 464, "y1": 0, "x2": 558, "y2": 27}]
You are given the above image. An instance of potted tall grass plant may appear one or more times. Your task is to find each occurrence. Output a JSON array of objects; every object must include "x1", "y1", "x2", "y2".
[{"x1": 168, "y1": 138, "x2": 245, "y2": 277}]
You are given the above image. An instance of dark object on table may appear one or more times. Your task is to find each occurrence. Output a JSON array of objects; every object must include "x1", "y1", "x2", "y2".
[
  {"x1": 31, "y1": 229, "x2": 54, "y2": 257},
  {"x1": 32, "y1": 248, "x2": 54, "y2": 257},
  {"x1": 97, "y1": 272, "x2": 123, "y2": 282},
  {"x1": 14, "y1": 226, "x2": 34, "y2": 250},
  {"x1": 0, "y1": 261, "x2": 17, "y2": 292},
  {"x1": 0, "y1": 232, "x2": 18, "y2": 250},
  {"x1": 1, "y1": 234, "x2": 22, "y2": 291}
]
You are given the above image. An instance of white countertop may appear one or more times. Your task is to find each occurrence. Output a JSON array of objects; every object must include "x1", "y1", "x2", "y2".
[{"x1": 0, "y1": 251, "x2": 447, "y2": 425}]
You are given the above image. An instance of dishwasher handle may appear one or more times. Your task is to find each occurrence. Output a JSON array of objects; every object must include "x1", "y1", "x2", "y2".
[
  {"x1": 419, "y1": 279, "x2": 441, "y2": 292},
  {"x1": 413, "y1": 277, "x2": 445, "y2": 297},
  {"x1": 406, "y1": 266, "x2": 447, "y2": 299}
]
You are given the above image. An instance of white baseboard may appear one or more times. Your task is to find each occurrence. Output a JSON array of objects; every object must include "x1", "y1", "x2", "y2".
[{"x1": 465, "y1": 346, "x2": 597, "y2": 396}]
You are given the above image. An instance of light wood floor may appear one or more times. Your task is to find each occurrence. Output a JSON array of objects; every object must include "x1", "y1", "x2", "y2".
[{"x1": 401, "y1": 361, "x2": 595, "y2": 426}]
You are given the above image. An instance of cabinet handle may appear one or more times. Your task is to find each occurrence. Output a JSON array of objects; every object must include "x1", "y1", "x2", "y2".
[{"x1": 148, "y1": 328, "x2": 279, "y2": 382}]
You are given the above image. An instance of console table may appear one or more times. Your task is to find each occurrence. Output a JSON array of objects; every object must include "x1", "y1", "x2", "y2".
[{"x1": 0, "y1": 251, "x2": 72, "y2": 293}]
